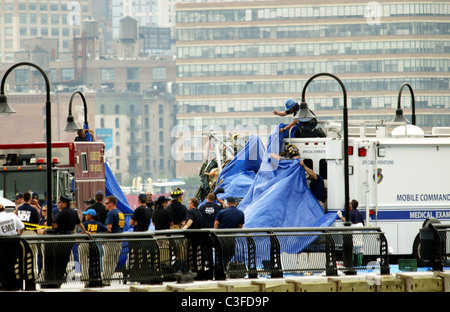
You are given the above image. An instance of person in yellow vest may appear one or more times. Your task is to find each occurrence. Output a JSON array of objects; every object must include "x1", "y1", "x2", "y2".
[{"x1": 103, "y1": 196, "x2": 124, "y2": 286}]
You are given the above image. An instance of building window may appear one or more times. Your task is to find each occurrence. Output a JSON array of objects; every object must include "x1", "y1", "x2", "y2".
[
  {"x1": 152, "y1": 67, "x2": 166, "y2": 80},
  {"x1": 101, "y1": 68, "x2": 114, "y2": 81},
  {"x1": 15, "y1": 69, "x2": 29, "y2": 83},
  {"x1": 127, "y1": 67, "x2": 140, "y2": 80},
  {"x1": 61, "y1": 68, "x2": 74, "y2": 81},
  {"x1": 127, "y1": 83, "x2": 140, "y2": 93}
]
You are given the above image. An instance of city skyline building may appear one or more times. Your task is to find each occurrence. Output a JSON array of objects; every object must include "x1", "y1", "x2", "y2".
[
  {"x1": 174, "y1": 0, "x2": 450, "y2": 174},
  {"x1": 0, "y1": 0, "x2": 178, "y2": 184},
  {"x1": 176, "y1": 0, "x2": 449, "y2": 121},
  {"x1": 0, "y1": 0, "x2": 92, "y2": 63}
]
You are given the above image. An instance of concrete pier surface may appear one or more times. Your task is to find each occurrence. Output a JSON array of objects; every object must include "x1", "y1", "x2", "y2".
[{"x1": 34, "y1": 270, "x2": 450, "y2": 293}]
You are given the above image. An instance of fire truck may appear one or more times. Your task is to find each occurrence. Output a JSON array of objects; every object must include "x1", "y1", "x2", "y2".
[
  {"x1": 0, "y1": 141, "x2": 105, "y2": 210},
  {"x1": 284, "y1": 120, "x2": 450, "y2": 260}
]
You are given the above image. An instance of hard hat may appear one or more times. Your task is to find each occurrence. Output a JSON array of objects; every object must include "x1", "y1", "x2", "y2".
[
  {"x1": 287, "y1": 145, "x2": 300, "y2": 158},
  {"x1": 170, "y1": 187, "x2": 184, "y2": 199},
  {"x1": 284, "y1": 144, "x2": 296, "y2": 153},
  {"x1": 285, "y1": 99, "x2": 297, "y2": 111}
]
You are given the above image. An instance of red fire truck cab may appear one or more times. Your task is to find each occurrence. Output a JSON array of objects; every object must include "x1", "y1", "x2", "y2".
[{"x1": 0, "y1": 141, "x2": 105, "y2": 210}]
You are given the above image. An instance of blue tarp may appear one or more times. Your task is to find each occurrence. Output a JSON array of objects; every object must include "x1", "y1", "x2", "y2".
[
  {"x1": 214, "y1": 135, "x2": 266, "y2": 201},
  {"x1": 104, "y1": 162, "x2": 133, "y2": 231},
  {"x1": 220, "y1": 124, "x2": 337, "y2": 229}
]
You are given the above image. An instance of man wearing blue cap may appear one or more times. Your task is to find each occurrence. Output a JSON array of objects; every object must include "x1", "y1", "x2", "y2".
[
  {"x1": 80, "y1": 208, "x2": 107, "y2": 287},
  {"x1": 83, "y1": 209, "x2": 108, "y2": 234}
]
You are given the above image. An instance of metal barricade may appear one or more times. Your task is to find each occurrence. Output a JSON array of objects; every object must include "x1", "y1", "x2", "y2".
[
  {"x1": 0, "y1": 226, "x2": 391, "y2": 289},
  {"x1": 425, "y1": 223, "x2": 450, "y2": 271}
]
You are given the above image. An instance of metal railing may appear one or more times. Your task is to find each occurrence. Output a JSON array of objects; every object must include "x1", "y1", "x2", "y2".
[
  {"x1": 421, "y1": 222, "x2": 450, "y2": 271},
  {"x1": 0, "y1": 226, "x2": 390, "y2": 290}
]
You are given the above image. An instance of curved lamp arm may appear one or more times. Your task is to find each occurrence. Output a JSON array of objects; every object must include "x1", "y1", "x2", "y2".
[
  {"x1": 69, "y1": 90, "x2": 88, "y2": 127},
  {"x1": 1, "y1": 62, "x2": 51, "y2": 101},
  {"x1": 0, "y1": 62, "x2": 53, "y2": 228},
  {"x1": 397, "y1": 83, "x2": 416, "y2": 126}
]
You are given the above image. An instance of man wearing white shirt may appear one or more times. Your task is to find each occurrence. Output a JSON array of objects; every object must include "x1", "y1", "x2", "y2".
[{"x1": 0, "y1": 204, "x2": 25, "y2": 236}]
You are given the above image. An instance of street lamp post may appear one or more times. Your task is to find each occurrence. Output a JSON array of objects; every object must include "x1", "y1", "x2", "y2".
[
  {"x1": 295, "y1": 72, "x2": 351, "y2": 226},
  {"x1": 0, "y1": 62, "x2": 54, "y2": 228},
  {"x1": 392, "y1": 82, "x2": 416, "y2": 125},
  {"x1": 63, "y1": 91, "x2": 87, "y2": 132}
]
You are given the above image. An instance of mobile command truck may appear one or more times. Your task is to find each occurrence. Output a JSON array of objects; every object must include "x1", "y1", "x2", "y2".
[
  {"x1": 284, "y1": 120, "x2": 450, "y2": 260},
  {"x1": 0, "y1": 141, "x2": 105, "y2": 211}
]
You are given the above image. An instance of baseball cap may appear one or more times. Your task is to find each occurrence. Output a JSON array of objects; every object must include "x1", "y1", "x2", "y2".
[
  {"x1": 15, "y1": 192, "x2": 24, "y2": 200},
  {"x1": 83, "y1": 209, "x2": 97, "y2": 217},
  {"x1": 138, "y1": 193, "x2": 147, "y2": 202},
  {"x1": 59, "y1": 195, "x2": 72, "y2": 204},
  {"x1": 156, "y1": 195, "x2": 169, "y2": 204},
  {"x1": 84, "y1": 198, "x2": 95, "y2": 205}
]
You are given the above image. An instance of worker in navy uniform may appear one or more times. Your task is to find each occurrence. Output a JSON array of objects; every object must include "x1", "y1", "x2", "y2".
[
  {"x1": 272, "y1": 99, "x2": 300, "y2": 118},
  {"x1": 337, "y1": 199, "x2": 365, "y2": 226},
  {"x1": 87, "y1": 190, "x2": 107, "y2": 225},
  {"x1": 166, "y1": 187, "x2": 188, "y2": 229},
  {"x1": 42, "y1": 195, "x2": 89, "y2": 288},
  {"x1": 80, "y1": 209, "x2": 107, "y2": 287},
  {"x1": 152, "y1": 196, "x2": 173, "y2": 230},
  {"x1": 182, "y1": 198, "x2": 203, "y2": 230},
  {"x1": 145, "y1": 192, "x2": 156, "y2": 211},
  {"x1": 275, "y1": 99, "x2": 325, "y2": 138},
  {"x1": 17, "y1": 192, "x2": 40, "y2": 234},
  {"x1": 130, "y1": 194, "x2": 152, "y2": 232},
  {"x1": 198, "y1": 189, "x2": 225, "y2": 228},
  {"x1": 129, "y1": 194, "x2": 156, "y2": 283},
  {"x1": 214, "y1": 197, "x2": 245, "y2": 276},
  {"x1": 301, "y1": 160, "x2": 327, "y2": 212},
  {"x1": 270, "y1": 144, "x2": 300, "y2": 161}
]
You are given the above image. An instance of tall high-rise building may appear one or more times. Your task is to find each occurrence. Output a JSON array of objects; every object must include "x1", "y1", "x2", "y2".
[
  {"x1": 176, "y1": 0, "x2": 450, "y2": 129},
  {"x1": 0, "y1": 0, "x2": 92, "y2": 63}
]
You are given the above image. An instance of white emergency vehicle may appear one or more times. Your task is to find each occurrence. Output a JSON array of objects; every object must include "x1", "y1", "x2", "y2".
[{"x1": 284, "y1": 119, "x2": 450, "y2": 259}]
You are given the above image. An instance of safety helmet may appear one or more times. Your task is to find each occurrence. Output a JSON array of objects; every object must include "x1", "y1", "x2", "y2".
[
  {"x1": 170, "y1": 187, "x2": 184, "y2": 199},
  {"x1": 287, "y1": 145, "x2": 300, "y2": 158},
  {"x1": 284, "y1": 144, "x2": 296, "y2": 153},
  {"x1": 285, "y1": 99, "x2": 297, "y2": 111}
]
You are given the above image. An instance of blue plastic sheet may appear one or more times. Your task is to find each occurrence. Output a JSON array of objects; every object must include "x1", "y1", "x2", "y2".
[
  {"x1": 222, "y1": 124, "x2": 337, "y2": 229},
  {"x1": 215, "y1": 135, "x2": 266, "y2": 201},
  {"x1": 104, "y1": 162, "x2": 133, "y2": 231}
]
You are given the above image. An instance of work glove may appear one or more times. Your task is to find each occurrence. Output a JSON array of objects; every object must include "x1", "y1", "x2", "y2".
[
  {"x1": 337, "y1": 210, "x2": 343, "y2": 218},
  {"x1": 214, "y1": 187, "x2": 225, "y2": 195}
]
